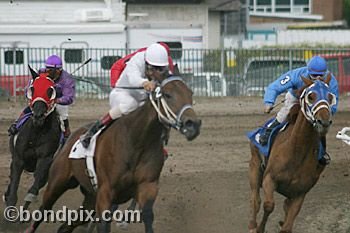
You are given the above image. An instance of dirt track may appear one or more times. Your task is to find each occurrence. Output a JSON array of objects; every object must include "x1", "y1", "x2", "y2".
[{"x1": 0, "y1": 96, "x2": 349, "y2": 233}]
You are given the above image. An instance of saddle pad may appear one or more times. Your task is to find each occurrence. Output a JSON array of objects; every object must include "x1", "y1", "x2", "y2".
[
  {"x1": 16, "y1": 112, "x2": 33, "y2": 129},
  {"x1": 69, "y1": 129, "x2": 103, "y2": 159},
  {"x1": 246, "y1": 118, "x2": 287, "y2": 157},
  {"x1": 247, "y1": 118, "x2": 325, "y2": 160}
]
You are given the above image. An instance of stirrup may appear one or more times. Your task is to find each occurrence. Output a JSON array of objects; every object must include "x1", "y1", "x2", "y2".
[
  {"x1": 8, "y1": 124, "x2": 18, "y2": 136},
  {"x1": 80, "y1": 134, "x2": 92, "y2": 148},
  {"x1": 259, "y1": 134, "x2": 269, "y2": 145},
  {"x1": 319, "y1": 152, "x2": 331, "y2": 165}
]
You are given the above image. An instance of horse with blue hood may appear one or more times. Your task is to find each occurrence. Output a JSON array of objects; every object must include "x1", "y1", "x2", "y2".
[
  {"x1": 257, "y1": 55, "x2": 339, "y2": 165},
  {"x1": 247, "y1": 69, "x2": 338, "y2": 233}
]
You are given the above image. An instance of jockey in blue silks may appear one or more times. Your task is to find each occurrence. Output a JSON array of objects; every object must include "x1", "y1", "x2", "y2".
[{"x1": 259, "y1": 55, "x2": 339, "y2": 164}]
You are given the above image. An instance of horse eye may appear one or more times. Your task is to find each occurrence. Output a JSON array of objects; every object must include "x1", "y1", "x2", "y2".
[
  {"x1": 328, "y1": 93, "x2": 333, "y2": 103},
  {"x1": 47, "y1": 88, "x2": 53, "y2": 98},
  {"x1": 307, "y1": 93, "x2": 314, "y2": 103},
  {"x1": 164, "y1": 93, "x2": 172, "y2": 99}
]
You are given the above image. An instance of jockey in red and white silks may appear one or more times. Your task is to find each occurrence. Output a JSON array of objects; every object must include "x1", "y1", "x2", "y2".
[{"x1": 80, "y1": 43, "x2": 170, "y2": 148}]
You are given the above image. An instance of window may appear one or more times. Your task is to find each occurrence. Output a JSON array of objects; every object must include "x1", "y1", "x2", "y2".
[
  {"x1": 64, "y1": 49, "x2": 84, "y2": 63},
  {"x1": 221, "y1": 10, "x2": 246, "y2": 36},
  {"x1": 5, "y1": 50, "x2": 24, "y2": 64},
  {"x1": 295, "y1": 0, "x2": 309, "y2": 4},
  {"x1": 158, "y1": 41, "x2": 182, "y2": 59},
  {"x1": 276, "y1": 0, "x2": 290, "y2": 5},
  {"x1": 250, "y1": 0, "x2": 310, "y2": 14},
  {"x1": 257, "y1": 0, "x2": 271, "y2": 5},
  {"x1": 244, "y1": 59, "x2": 306, "y2": 96},
  {"x1": 101, "y1": 56, "x2": 121, "y2": 70}
]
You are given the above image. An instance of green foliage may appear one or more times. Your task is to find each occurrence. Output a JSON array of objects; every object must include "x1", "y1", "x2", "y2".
[{"x1": 202, "y1": 50, "x2": 226, "y2": 72}]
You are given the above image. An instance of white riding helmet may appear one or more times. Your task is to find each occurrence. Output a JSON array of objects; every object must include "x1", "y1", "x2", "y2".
[{"x1": 145, "y1": 43, "x2": 169, "y2": 67}]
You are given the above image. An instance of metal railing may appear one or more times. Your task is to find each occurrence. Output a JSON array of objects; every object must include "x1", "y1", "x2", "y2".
[{"x1": 1, "y1": 47, "x2": 349, "y2": 99}]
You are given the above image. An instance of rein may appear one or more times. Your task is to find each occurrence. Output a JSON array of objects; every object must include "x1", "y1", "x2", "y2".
[{"x1": 149, "y1": 76, "x2": 193, "y2": 130}]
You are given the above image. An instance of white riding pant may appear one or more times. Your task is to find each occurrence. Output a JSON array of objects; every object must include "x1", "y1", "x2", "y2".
[
  {"x1": 109, "y1": 88, "x2": 147, "y2": 119},
  {"x1": 56, "y1": 104, "x2": 69, "y2": 132},
  {"x1": 56, "y1": 104, "x2": 69, "y2": 120},
  {"x1": 276, "y1": 92, "x2": 298, "y2": 123}
]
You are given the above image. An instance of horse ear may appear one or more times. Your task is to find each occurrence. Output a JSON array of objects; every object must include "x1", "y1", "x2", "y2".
[
  {"x1": 324, "y1": 72, "x2": 331, "y2": 85},
  {"x1": 28, "y1": 65, "x2": 39, "y2": 80},
  {"x1": 173, "y1": 64, "x2": 181, "y2": 76},
  {"x1": 301, "y1": 75, "x2": 313, "y2": 86}
]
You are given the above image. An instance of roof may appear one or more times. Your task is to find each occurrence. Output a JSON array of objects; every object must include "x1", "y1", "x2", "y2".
[{"x1": 205, "y1": 0, "x2": 244, "y2": 11}]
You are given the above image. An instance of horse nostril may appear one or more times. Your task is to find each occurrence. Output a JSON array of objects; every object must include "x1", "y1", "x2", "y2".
[
  {"x1": 185, "y1": 120, "x2": 194, "y2": 128},
  {"x1": 317, "y1": 119, "x2": 331, "y2": 127}
]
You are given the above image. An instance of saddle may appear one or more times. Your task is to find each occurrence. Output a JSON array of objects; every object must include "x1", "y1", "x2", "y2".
[
  {"x1": 247, "y1": 118, "x2": 288, "y2": 157},
  {"x1": 247, "y1": 118, "x2": 326, "y2": 160}
]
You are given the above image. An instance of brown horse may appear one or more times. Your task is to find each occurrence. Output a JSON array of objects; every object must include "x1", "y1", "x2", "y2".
[
  {"x1": 248, "y1": 75, "x2": 336, "y2": 233},
  {"x1": 26, "y1": 73, "x2": 201, "y2": 233}
]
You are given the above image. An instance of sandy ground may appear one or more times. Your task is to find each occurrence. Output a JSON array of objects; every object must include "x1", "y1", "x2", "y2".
[{"x1": 0, "y1": 95, "x2": 349, "y2": 233}]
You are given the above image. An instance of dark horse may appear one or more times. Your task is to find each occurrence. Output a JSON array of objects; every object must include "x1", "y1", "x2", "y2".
[
  {"x1": 248, "y1": 74, "x2": 336, "y2": 233},
  {"x1": 26, "y1": 72, "x2": 201, "y2": 233},
  {"x1": 4, "y1": 68, "x2": 61, "y2": 210}
]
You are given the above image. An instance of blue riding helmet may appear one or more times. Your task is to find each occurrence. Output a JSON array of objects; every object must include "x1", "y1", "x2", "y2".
[
  {"x1": 307, "y1": 56, "x2": 327, "y2": 76},
  {"x1": 45, "y1": 55, "x2": 63, "y2": 69}
]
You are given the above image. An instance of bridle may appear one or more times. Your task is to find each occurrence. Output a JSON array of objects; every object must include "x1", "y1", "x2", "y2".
[
  {"x1": 26, "y1": 76, "x2": 57, "y2": 117},
  {"x1": 149, "y1": 76, "x2": 193, "y2": 131},
  {"x1": 299, "y1": 81, "x2": 336, "y2": 126}
]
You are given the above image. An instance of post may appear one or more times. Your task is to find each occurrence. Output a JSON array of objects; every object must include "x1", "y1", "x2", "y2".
[{"x1": 12, "y1": 43, "x2": 17, "y2": 102}]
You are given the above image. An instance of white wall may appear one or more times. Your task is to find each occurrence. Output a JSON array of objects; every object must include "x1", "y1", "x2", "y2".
[
  {"x1": 127, "y1": 4, "x2": 208, "y2": 48},
  {"x1": 0, "y1": 0, "x2": 125, "y2": 23},
  {"x1": 242, "y1": 29, "x2": 350, "y2": 48},
  {"x1": 277, "y1": 30, "x2": 350, "y2": 46}
]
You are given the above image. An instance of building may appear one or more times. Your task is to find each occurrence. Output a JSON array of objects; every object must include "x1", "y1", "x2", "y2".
[
  {"x1": 245, "y1": 0, "x2": 348, "y2": 47},
  {"x1": 124, "y1": 0, "x2": 248, "y2": 49},
  {"x1": 249, "y1": 0, "x2": 344, "y2": 23}
]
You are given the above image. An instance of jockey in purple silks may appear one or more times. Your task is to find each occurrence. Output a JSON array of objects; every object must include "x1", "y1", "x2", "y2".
[{"x1": 8, "y1": 55, "x2": 75, "y2": 140}]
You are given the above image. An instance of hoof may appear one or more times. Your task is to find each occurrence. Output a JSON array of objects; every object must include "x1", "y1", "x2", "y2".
[
  {"x1": 249, "y1": 229, "x2": 257, "y2": 233},
  {"x1": 24, "y1": 193, "x2": 38, "y2": 203},
  {"x1": 116, "y1": 221, "x2": 129, "y2": 230}
]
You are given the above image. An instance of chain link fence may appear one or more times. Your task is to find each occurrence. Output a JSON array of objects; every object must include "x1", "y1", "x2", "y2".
[{"x1": 1, "y1": 47, "x2": 349, "y2": 100}]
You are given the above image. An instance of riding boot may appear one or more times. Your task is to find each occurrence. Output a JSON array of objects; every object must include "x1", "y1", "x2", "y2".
[
  {"x1": 63, "y1": 119, "x2": 71, "y2": 139},
  {"x1": 80, "y1": 113, "x2": 113, "y2": 148},
  {"x1": 259, "y1": 119, "x2": 280, "y2": 146},
  {"x1": 319, "y1": 136, "x2": 330, "y2": 165}
]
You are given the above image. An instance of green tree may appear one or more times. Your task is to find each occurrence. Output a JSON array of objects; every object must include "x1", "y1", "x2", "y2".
[{"x1": 344, "y1": 0, "x2": 350, "y2": 27}]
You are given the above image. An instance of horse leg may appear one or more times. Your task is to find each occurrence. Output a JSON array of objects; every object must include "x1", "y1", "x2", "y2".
[
  {"x1": 24, "y1": 157, "x2": 52, "y2": 209},
  {"x1": 115, "y1": 199, "x2": 137, "y2": 230},
  {"x1": 4, "y1": 157, "x2": 24, "y2": 207},
  {"x1": 57, "y1": 189, "x2": 96, "y2": 233},
  {"x1": 95, "y1": 184, "x2": 113, "y2": 233},
  {"x1": 137, "y1": 182, "x2": 158, "y2": 233},
  {"x1": 279, "y1": 198, "x2": 291, "y2": 227},
  {"x1": 248, "y1": 145, "x2": 263, "y2": 233},
  {"x1": 279, "y1": 195, "x2": 305, "y2": 233},
  {"x1": 257, "y1": 174, "x2": 276, "y2": 233},
  {"x1": 25, "y1": 154, "x2": 78, "y2": 233}
]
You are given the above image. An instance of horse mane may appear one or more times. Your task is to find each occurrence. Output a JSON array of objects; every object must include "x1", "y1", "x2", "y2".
[
  {"x1": 285, "y1": 85, "x2": 308, "y2": 124},
  {"x1": 286, "y1": 104, "x2": 300, "y2": 124}
]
